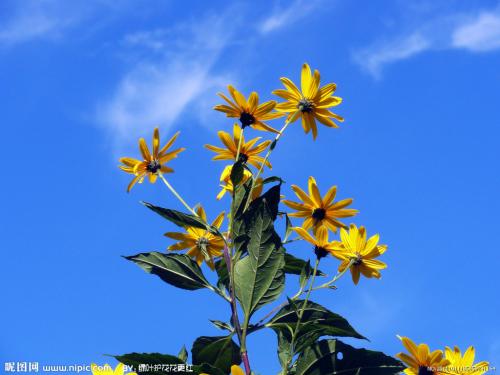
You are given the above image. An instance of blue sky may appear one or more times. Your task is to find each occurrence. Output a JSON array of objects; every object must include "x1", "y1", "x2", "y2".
[{"x1": 1, "y1": 0, "x2": 500, "y2": 373}]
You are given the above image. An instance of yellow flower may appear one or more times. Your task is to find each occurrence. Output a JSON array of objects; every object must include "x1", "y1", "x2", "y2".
[
  {"x1": 292, "y1": 226, "x2": 336, "y2": 259},
  {"x1": 273, "y1": 63, "x2": 344, "y2": 139},
  {"x1": 217, "y1": 165, "x2": 263, "y2": 201},
  {"x1": 90, "y1": 363, "x2": 136, "y2": 375},
  {"x1": 119, "y1": 128, "x2": 185, "y2": 192},
  {"x1": 396, "y1": 336, "x2": 450, "y2": 375},
  {"x1": 164, "y1": 206, "x2": 225, "y2": 269},
  {"x1": 214, "y1": 85, "x2": 283, "y2": 132},
  {"x1": 231, "y1": 365, "x2": 245, "y2": 375},
  {"x1": 205, "y1": 124, "x2": 272, "y2": 170},
  {"x1": 330, "y1": 224, "x2": 387, "y2": 285},
  {"x1": 282, "y1": 176, "x2": 357, "y2": 234},
  {"x1": 444, "y1": 346, "x2": 489, "y2": 375}
]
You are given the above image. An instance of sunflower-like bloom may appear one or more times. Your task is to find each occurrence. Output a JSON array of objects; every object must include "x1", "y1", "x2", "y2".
[
  {"x1": 293, "y1": 226, "x2": 336, "y2": 259},
  {"x1": 330, "y1": 224, "x2": 387, "y2": 285},
  {"x1": 396, "y1": 336, "x2": 450, "y2": 375},
  {"x1": 282, "y1": 176, "x2": 357, "y2": 234},
  {"x1": 214, "y1": 85, "x2": 283, "y2": 133},
  {"x1": 119, "y1": 128, "x2": 185, "y2": 192},
  {"x1": 217, "y1": 165, "x2": 263, "y2": 201},
  {"x1": 444, "y1": 346, "x2": 489, "y2": 375},
  {"x1": 164, "y1": 206, "x2": 225, "y2": 269},
  {"x1": 205, "y1": 124, "x2": 272, "y2": 170},
  {"x1": 273, "y1": 63, "x2": 344, "y2": 139}
]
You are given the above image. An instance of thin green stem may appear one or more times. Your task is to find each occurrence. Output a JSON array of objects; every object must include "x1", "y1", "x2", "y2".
[
  {"x1": 244, "y1": 121, "x2": 291, "y2": 211},
  {"x1": 285, "y1": 257, "x2": 320, "y2": 373},
  {"x1": 158, "y1": 173, "x2": 198, "y2": 217},
  {"x1": 312, "y1": 259, "x2": 354, "y2": 291}
]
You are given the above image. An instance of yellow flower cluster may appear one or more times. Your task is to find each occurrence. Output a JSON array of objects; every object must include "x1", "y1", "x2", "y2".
[
  {"x1": 396, "y1": 336, "x2": 490, "y2": 375},
  {"x1": 117, "y1": 63, "x2": 354, "y2": 272}
]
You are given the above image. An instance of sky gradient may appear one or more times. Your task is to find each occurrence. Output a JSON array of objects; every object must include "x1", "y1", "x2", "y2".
[{"x1": 1, "y1": 0, "x2": 499, "y2": 374}]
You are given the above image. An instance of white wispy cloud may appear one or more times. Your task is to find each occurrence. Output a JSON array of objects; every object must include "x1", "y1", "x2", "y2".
[
  {"x1": 98, "y1": 11, "x2": 237, "y2": 150},
  {"x1": 258, "y1": 0, "x2": 323, "y2": 34},
  {"x1": 353, "y1": 33, "x2": 430, "y2": 80},
  {"x1": 354, "y1": 7, "x2": 500, "y2": 79},
  {"x1": 452, "y1": 12, "x2": 500, "y2": 52}
]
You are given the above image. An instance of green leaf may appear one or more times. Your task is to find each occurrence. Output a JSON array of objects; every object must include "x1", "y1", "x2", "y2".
[
  {"x1": 294, "y1": 339, "x2": 405, "y2": 375},
  {"x1": 230, "y1": 160, "x2": 245, "y2": 187},
  {"x1": 214, "y1": 258, "x2": 229, "y2": 288},
  {"x1": 234, "y1": 200, "x2": 285, "y2": 318},
  {"x1": 283, "y1": 252, "x2": 326, "y2": 277},
  {"x1": 267, "y1": 300, "x2": 366, "y2": 355},
  {"x1": 262, "y1": 176, "x2": 285, "y2": 185},
  {"x1": 142, "y1": 202, "x2": 217, "y2": 234},
  {"x1": 284, "y1": 214, "x2": 293, "y2": 242},
  {"x1": 191, "y1": 335, "x2": 241, "y2": 374},
  {"x1": 177, "y1": 345, "x2": 188, "y2": 362},
  {"x1": 125, "y1": 252, "x2": 211, "y2": 291},
  {"x1": 210, "y1": 319, "x2": 233, "y2": 332},
  {"x1": 299, "y1": 260, "x2": 312, "y2": 290}
]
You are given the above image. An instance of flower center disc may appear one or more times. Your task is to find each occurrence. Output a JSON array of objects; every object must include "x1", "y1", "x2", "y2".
[
  {"x1": 238, "y1": 153, "x2": 249, "y2": 163},
  {"x1": 314, "y1": 246, "x2": 329, "y2": 259},
  {"x1": 312, "y1": 208, "x2": 326, "y2": 221},
  {"x1": 298, "y1": 99, "x2": 313, "y2": 113},
  {"x1": 240, "y1": 112, "x2": 256, "y2": 127},
  {"x1": 146, "y1": 160, "x2": 161, "y2": 173},
  {"x1": 418, "y1": 366, "x2": 435, "y2": 375}
]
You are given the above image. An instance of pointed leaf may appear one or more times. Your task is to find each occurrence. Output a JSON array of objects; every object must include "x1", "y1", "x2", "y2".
[
  {"x1": 177, "y1": 346, "x2": 188, "y2": 362},
  {"x1": 267, "y1": 300, "x2": 366, "y2": 355},
  {"x1": 142, "y1": 202, "x2": 217, "y2": 234},
  {"x1": 284, "y1": 252, "x2": 326, "y2": 276},
  {"x1": 295, "y1": 339, "x2": 405, "y2": 375},
  {"x1": 125, "y1": 252, "x2": 211, "y2": 291},
  {"x1": 191, "y1": 335, "x2": 241, "y2": 374}
]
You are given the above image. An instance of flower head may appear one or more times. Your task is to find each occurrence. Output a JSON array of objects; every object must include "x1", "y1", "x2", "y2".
[
  {"x1": 396, "y1": 336, "x2": 450, "y2": 375},
  {"x1": 293, "y1": 226, "x2": 335, "y2": 259},
  {"x1": 164, "y1": 206, "x2": 225, "y2": 269},
  {"x1": 282, "y1": 176, "x2": 357, "y2": 234},
  {"x1": 214, "y1": 85, "x2": 283, "y2": 132},
  {"x1": 205, "y1": 124, "x2": 272, "y2": 170},
  {"x1": 330, "y1": 224, "x2": 387, "y2": 285},
  {"x1": 217, "y1": 165, "x2": 263, "y2": 201},
  {"x1": 119, "y1": 128, "x2": 185, "y2": 192},
  {"x1": 273, "y1": 63, "x2": 344, "y2": 139},
  {"x1": 444, "y1": 346, "x2": 489, "y2": 375}
]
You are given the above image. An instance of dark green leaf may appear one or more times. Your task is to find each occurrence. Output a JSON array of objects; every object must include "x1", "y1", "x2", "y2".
[
  {"x1": 234, "y1": 201, "x2": 285, "y2": 317},
  {"x1": 125, "y1": 252, "x2": 211, "y2": 291},
  {"x1": 230, "y1": 160, "x2": 245, "y2": 187},
  {"x1": 210, "y1": 320, "x2": 233, "y2": 332},
  {"x1": 267, "y1": 300, "x2": 366, "y2": 355},
  {"x1": 295, "y1": 339, "x2": 405, "y2": 375},
  {"x1": 270, "y1": 139, "x2": 278, "y2": 150},
  {"x1": 299, "y1": 260, "x2": 312, "y2": 290},
  {"x1": 177, "y1": 346, "x2": 188, "y2": 362},
  {"x1": 191, "y1": 335, "x2": 241, "y2": 373},
  {"x1": 142, "y1": 202, "x2": 217, "y2": 234},
  {"x1": 284, "y1": 214, "x2": 293, "y2": 242},
  {"x1": 262, "y1": 176, "x2": 285, "y2": 185},
  {"x1": 284, "y1": 252, "x2": 326, "y2": 277},
  {"x1": 214, "y1": 258, "x2": 229, "y2": 289}
]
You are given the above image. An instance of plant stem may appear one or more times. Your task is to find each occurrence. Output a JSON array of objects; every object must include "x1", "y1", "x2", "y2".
[
  {"x1": 158, "y1": 173, "x2": 198, "y2": 217},
  {"x1": 244, "y1": 121, "x2": 291, "y2": 211},
  {"x1": 285, "y1": 257, "x2": 320, "y2": 373},
  {"x1": 312, "y1": 259, "x2": 354, "y2": 291}
]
